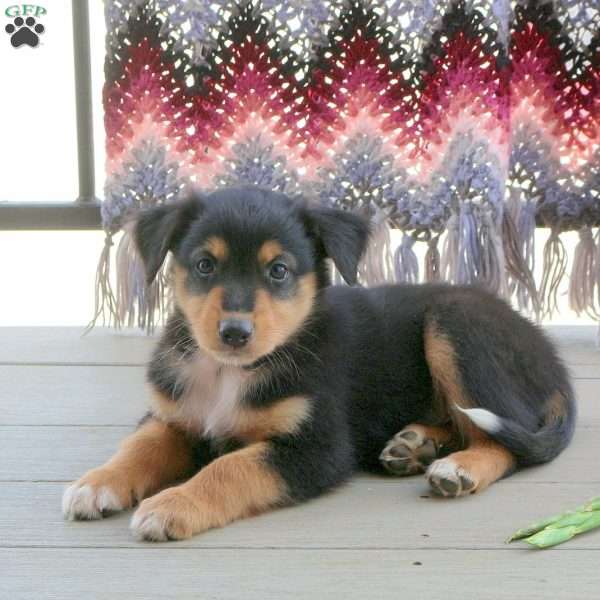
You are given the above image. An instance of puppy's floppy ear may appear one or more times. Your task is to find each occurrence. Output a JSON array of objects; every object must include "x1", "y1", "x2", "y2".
[
  {"x1": 304, "y1": 205, "x2": 371, "y2": 285},
  {"x1": 134, "y1": 197, "x2": 201, "y2": 285}
]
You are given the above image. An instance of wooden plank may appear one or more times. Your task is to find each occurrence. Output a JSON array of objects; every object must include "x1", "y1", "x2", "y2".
[
  {"x1": 546, "y1": 325, "x2": 599, "y2": 356},
  {"x1": 1, "y1": 366, "x2": 597, "y2": 426},
  {"x1": 0, "y1": 426, "x2": 128, "y2": 481},
  {"x1": 0, "y1": 326, "x2": 597, "y2": 367},
  {"x1": 0, "y1": 327, "x2": 156, "y2": 366},
  {"x1": 575, "y1": 380, "x2": 600, "y2": 426},
  {"x1": 2, "y1": 548, "x2": 599, "y2": 600},
  {"x1": 1, "y1": 480, "x2": 599, "y2": 550},
  {"x1": 566, "y1": 354, "x2": 600, "y2": 369},
  {"x1": 570, "y1": 364, "x2": 600, "y2": 378},
  {"x1": 1, "y1": 425, "x2": 598, "y2": 483},
  {"x1": 0, "y1": 365, "x2": 148, "y2": 425},
  {"x1": 545, "y1": 325, "x2": 600, "y2": 368}
]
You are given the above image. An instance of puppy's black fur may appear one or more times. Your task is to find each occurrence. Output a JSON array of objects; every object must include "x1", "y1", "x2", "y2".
[{"x1": 138, "y1": 186, "x2": 576, "y2": 504}]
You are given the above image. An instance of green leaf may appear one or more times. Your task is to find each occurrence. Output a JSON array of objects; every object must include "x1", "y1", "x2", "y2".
[
  {"x1": 507, "y1": 497, "x2": 600, "y2": 543},
  {"x1": 574, "y1": 511, "x2": 600, "y2": 534},
  {"x1": 507, "y1": 513, "x2": 569, "y2": 542},
  {"x1": 507, "y1": 511, "x2": 576, "y2": 542},
  {"x1": 583, "y1": 498, "x2": 600, "y2": 511},
  {"x1": 547, "y1": 512, "x2": 596, "y2": 529},
  {"x1": 525, "y1": 526, "x2": 578, "y2": 548}
]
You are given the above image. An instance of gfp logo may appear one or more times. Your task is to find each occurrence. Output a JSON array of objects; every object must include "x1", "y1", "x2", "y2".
[{"x1": 4, "y1": 4, "x2": 46, "y2": 48}]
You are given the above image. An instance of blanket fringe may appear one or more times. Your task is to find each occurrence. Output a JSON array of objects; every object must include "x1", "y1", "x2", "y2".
[
  {"x1": 115, "y1": 227, "x2": 169, "y2": 332},
  {"x1": 394, "y1": 232, "x2": 419, "y2": 284},
  {"x1": 440, "y1": 206, "x2": 507, "y2": 298},
  {"x1": 502, "y1": 206, "x2": 540, "y2": 317},
  {"x1": 89, "y1": 215, "x2": 598, "y2": 332},
  {"x1": 441, "y1": 213, "x2": 459, "y2": 283},
  {"x1": 424, "y1": 234, "x2": 441, "y2": 282},
  {"x1": 568, "y1": 226, "x2": 600, "y2": 319},
  {"x1": 358, "y1": 218, "x2": 395, "y2": 285},
  {"x1": 479, "y1": 209, "x2": 508, "y2": 297},
  {"x1": 539, "y1": 227, "x2": 568, "y2": 319},
  {"x1": 456, "y1": 205, "x2": 479, "y2": 285},
  {"x1": 86, "y1": 233, "x2": 119, "y2": 333}
]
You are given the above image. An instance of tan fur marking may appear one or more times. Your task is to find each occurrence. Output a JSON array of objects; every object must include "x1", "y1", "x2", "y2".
[
  {"x1": 258, "y1": 240, "x2": 284, "y2": 265},
  {"x1": 253, "y1": 272, "x2": 317, "y2": 356},
  {"x1": 234, "y1": 396, "x2": 312, "y2": 442},
  {"x1": 424, "y1": 320, "x2": 517, "y2": 495},
  {"x1": 545, "y1": 391, "x2": 567, "y2": 425},
  {"x1": 403, "y1": 423, "x2": 454, "y2": 447},
  {"x1": 424, "y1": 320, "x2": 476, "y2": 440},
  {"x1": 174, "y1": 263, "x2": 224, "y2": 354},
  {"x1": 204, "y1": 236, "x2": 229, "y2": 261},
  {"x1": 132, "y1": 442, "x2": 285, "y2": 539},
  {"x1": 70, "y1": 419, "x2": 195, "y2": 508}
]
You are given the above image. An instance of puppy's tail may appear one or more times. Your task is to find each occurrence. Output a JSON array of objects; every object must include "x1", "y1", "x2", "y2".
[{"x1": 455, "y1": 392, "x2": 576, "y2": 466}]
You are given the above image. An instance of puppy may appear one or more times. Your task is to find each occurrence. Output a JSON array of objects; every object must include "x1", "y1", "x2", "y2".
[{"x1": 63, "y1": 186, "x2": 576, "y2": 541}]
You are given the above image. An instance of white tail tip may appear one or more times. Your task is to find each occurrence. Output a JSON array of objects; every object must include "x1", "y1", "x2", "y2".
[{"x1": 455, "y1": 405, "x2": 502, "y2": 434}]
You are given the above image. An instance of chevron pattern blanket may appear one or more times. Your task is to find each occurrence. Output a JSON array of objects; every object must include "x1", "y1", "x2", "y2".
[{"x1": 95, "y1": 0, "x2": 600, "y2": 329}]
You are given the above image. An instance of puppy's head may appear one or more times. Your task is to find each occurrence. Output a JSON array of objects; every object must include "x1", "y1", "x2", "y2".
[{"x1": 135, "y1": 186, "x2": 369, "y2": 365}]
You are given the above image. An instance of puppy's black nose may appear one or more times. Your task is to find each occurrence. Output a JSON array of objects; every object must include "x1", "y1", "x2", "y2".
[{"x1": 218, "y1": 319, "x2": 253, "y2": 348}]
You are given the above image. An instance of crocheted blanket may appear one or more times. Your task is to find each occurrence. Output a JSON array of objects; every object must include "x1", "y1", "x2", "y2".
[{"x1": 96, "y1": 0, "x2": 600, "y2": 330}]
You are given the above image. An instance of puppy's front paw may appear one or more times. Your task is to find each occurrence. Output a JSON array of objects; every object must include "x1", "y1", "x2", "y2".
[
  {"x1": 62, "y1": 467, "x2": 130, "y2": 520},
  {"x1": 130, "y1": 488, "x2": 208, "y2": 542}
]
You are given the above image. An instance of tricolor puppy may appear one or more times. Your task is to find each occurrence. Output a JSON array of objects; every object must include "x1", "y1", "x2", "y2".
[{"x1": 63, "y1": 186, "x2": 576, "y2": 541}]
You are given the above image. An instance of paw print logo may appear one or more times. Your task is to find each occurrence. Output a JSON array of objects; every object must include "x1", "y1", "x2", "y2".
[{"x1": 5, "y1": 16, "x2": 45, "y2": 48}]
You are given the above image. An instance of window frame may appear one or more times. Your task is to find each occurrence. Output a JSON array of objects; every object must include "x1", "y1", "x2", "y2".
[{"x1": 0, "y1": 0, "x2": 101, "y2": 230}]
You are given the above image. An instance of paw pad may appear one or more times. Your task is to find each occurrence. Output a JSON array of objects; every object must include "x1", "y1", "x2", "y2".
[
  {"x1": 380, "y1": 428, "x2": 439, "y2": 476},
  {"x1": 5, "y1": 16, "x2": 44, "y2": 48},
  {"x1": 426, "y1": 459, "x2": 477, "y2": 498}
]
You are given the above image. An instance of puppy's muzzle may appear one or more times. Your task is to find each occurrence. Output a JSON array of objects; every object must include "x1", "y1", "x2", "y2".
[{"x1": 218, "y1": 319, "x2": 254, "y2": 349}]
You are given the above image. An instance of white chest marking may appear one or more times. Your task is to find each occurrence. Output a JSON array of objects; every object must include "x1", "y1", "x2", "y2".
[{"x1": 170, "y1": 353, "x2": 253, "y2": 438}]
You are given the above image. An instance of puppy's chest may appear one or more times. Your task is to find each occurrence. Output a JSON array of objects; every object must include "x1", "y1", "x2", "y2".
[{"x1": 156, "y1": 355, "x2": 254, "y2": 439}]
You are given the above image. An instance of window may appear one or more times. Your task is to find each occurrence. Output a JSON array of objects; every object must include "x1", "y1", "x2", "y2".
[{"x1": 0, "y1": 1, "x2": 106, "y2": 325}]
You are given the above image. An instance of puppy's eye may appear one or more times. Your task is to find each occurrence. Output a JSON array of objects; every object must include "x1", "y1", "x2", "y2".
[
  {"x1": 196, "y1": 257, "x2": 215, "y2": 275},
  {"x1": 269, "y1": 263, "x2": 289, "y2": 281}
]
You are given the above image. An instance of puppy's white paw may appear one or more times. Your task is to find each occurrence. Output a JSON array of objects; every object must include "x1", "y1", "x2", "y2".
[
  {"x1": 130, "y1": 510, "x2": 170, "y2": 542},
  {"x1": 62, "y1": 483, "x2": 123, "y2": 520}
]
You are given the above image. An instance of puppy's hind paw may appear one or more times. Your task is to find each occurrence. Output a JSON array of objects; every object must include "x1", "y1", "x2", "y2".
[
  {"x1": 426, "y1": 458, "x2": 477, "y2": 498},
  {"x1": 379, "y1": 427, "x2": 439, "y2": 476}
]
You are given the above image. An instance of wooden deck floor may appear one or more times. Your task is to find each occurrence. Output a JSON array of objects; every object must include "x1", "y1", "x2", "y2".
[{"x1": 1, "y1": 326, "x2": 599, "y2": 599}]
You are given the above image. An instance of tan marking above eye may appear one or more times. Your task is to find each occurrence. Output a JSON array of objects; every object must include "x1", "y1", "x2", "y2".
[
  {"x1": 258, "y1": 240, "x2": 284, "y2": 266},
  {"x1": 204, "y1": 236, "x2": 229, "y2": 262}
]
